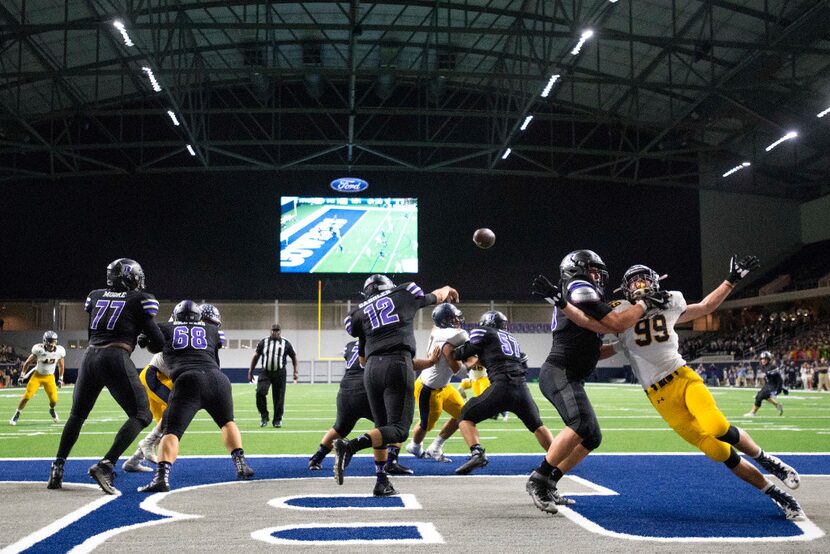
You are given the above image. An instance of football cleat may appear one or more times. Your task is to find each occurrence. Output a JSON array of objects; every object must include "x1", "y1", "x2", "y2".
[
  {"x1": 47, "y1": 460, "x2": 64, "y2": 490},
  {"x1": 9, "y1": 411, "x2": 19, "y2": 426},
  {"x1": 384, "y1": 461, "x2": 413, "y2": 475},
  {"x1": 526, "y1": 472, "x2": 558, "y2": 514},
  {"x1": 766, "y1": 486, "x2": 804, "y2": 520},
  {"x1": 332, "y1": 439, "x2": 352, "y2": 485},
  {"x1": 743, "y1": 412, "x2": 756, "y2": 417},
  {"x1": 405, "y1": 441, "x2": 425, "y2": 458},
  {"x1": 776, "y1": 403, "x2": 784, "y2": 416},
  {"x1": 273, "y1": 421, "x2": 282, "y2": 428},
  {"x1": 373, "y1": 480, "x2": 398, "y2": 497},
  {"x1": 234, "y1": 455, "x2": 255, "y2": 480},
  {"x1": 88, "y1": 461, "x2": 118, "y2": 495},
  {"x1": 260, "y1": 418, "x2": 268, "y2": 428},
  {"x1": 49, "y1": 408, "x2": 59, "y2": 423},
  {"x1": 138, "y1": 473, "x2": 170, "y2": 493},
  {"x1": 548, "y1": 484, "x2": 576, "y2": 506},
  {"x1": 455, "y1": 450, "x2": 488, "y2": 475},
  {"x1": 122, "y1": 458, "x2": 153, "y2": 473},
  {"x1": 757, "y1": 453, "x2": 800, "y2": 489},
  {"x1": 139, "y1": 438, "x2": 158, "y2": 463},
  {"x1": 308, "y1": 458, "x2": 322, "y2": 470},
  {"x1": 425, "y1": 449, "x2": 452, "y2": 463}
]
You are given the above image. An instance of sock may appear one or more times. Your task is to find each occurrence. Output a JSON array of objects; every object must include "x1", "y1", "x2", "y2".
[
  {"x1": 12, "y1": 410, "x2": 20, "y2": 419},
  {"x1": 762, "y1": 482, "x2": 774, "y2": 493},
  {"x1": 387, "y1": 445, "x2": 400, "y2": 463},
  {"x1": 349, "y1": 433, "x2": 373, "y2": 454},
  {"x1": 49, "y1": 407, "x2": 56, "y2": 415},
  {"x1": 157, "y1": 461, "x2": 171, "y2": 479},
  {"x1": 551, "y1": 467, "x2": 564, "y2": 483},
  {"x1": 144, "y1": 427, "x2": 163, "y2": 444},
  {"x1": 311, "y1": 444, "x2": 332, "y2": 463},
  {"x1": 375, "y1": 461, "x2": 388, "y2": 482},
  {"x1": 535, "y1": 459, "x2": 554, "y2": 477},
  {"x1": 470, "y1": 443, "x2": 484, "y2": 454},
  {"x1": 231, "y1": 448, "x2": 244, "y2": 459},
  {"x1": 753, "y1": 449, "x2": 765, "y2": 460},
  {"x1": 431, "y1": 436, "x2": 446, "y2": 450}
]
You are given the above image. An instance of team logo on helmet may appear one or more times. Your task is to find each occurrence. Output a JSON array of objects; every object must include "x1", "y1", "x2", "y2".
[{"x1": 479, "y1": 310, "x2": 508, "y2": 330}]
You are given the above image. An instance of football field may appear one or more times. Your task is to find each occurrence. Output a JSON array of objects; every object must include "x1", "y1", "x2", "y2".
[
  {"x1": 2, "y1": 383, "x2": 830, "y2": 552},
  {"x1": 2, "y1": 383, "x2": 828, "y2": 457}
]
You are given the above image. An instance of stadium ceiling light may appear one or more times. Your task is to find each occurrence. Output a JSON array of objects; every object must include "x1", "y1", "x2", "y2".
[
  {"x1": 540, "y1": 74, "x2": 560, "y2": 98},
  {"x1": 609, "y1": 0, "x2": 619, "y2": 3},
  {"x1": 520, "y1": 115, "x2": 534, "y2": 131},
  {"x1": 722, "y1": 161, "x2": 751, "y2": 178},
  {"x1": 112, "y1": 20, "x2": 134, "y2": 47},
  {"x1": 817, "y1": 106, "x2": 830, "y2": 118},
  {"x1": 571, "y1": 29, "x2": 594, "y2": 55},
  {"x1": 501, "y1": 147, "x2": 512, "y2": 160},
  {"x1": 186, "y1": 144, "x2": 196, "y2": 156},
  {"x1": 141, "y1": 66, "x2": 162, "y2": 92},
  {"x1": 167, "y1": 110, "x2": 180, "y2": 126},
  {"x1": 764, "y1": 131, "x2": 797, "y2": 152}
]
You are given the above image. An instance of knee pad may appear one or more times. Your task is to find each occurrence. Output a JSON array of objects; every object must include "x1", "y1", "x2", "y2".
[
  {"x1": 580, "y1": 428, "x2": 602, "y2": 451},
  {"x1": 723, "y1": 447, "x2": 741, "y2": 469},
  {"x1": 716, "y1": 425, "x2": 740, "y2": 445}
]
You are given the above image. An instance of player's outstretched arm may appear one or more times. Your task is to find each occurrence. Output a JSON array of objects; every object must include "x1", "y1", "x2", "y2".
[
  {"x1": 413, "y1": 344, "x2": 441, "y2": 371},
  {"x1": 677, "y1": 254, "x2": 759, "y2": 324},
  {"x1": 432, "y1": 286, "x2": 460, "y2": 304}
]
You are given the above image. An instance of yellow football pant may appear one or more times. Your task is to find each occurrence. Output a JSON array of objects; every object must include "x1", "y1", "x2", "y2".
[
  {"x1": 139, "y1": 365, "x2": 173, "y2": 423},
  {"x1": 23, "y1": 373, "x2": 58, "y2": 404},
  {"x1": 460, "y1": 376, "x2": 491, "y2": 397},
  {"x1": 414, "y1": 378, "x2": 465, "y2": 432},
  {"x1": 647, "y1": 366, "x2": 732, "y2": 462}
]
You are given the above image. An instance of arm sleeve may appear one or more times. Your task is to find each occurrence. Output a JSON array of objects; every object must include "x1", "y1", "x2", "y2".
[
  {"x1": 567, "y1": 281, "x2": 613, "y2": 321},
  {"x1": 453, "y1": 340, "x2": 480, "y2": 361},
  {"x1": 218, "y1": 330, "x2": 226, "y2": 349},
  {"x1": 344, "y1": 312, "x2": 360, "y2": 338},
  {"x1": 255, "y1": 339, "x2": 265, "y2": 355},
  {"x1": 140, "y1": 293, "x2": 160, "y2": 318},
  {"x1": 143, "y1": 320, "x2": 165, "y2": 354}
]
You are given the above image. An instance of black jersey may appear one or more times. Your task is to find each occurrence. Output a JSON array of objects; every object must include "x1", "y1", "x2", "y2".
[
  {"x1": 763, "y1": 365, "x2": 784, "y2": 393},
  {"x1": 159, "y1": 321, "x2": 224, "y2": 380},
  {"x1": 545, "y1": 277, "x2": 613, "y2": 381},
  {"x1": 84, "y1": 288, "x2": 164, "y2": 350},
  {"x1": 345, "y1": 282, "x2": 436, "y2": 358},
  {"x1": 343, "y1": 340, "x2": 363, "y2": 377},
  {"x1": 466, "y1": 326, "x2": 526, "y2": 379}
]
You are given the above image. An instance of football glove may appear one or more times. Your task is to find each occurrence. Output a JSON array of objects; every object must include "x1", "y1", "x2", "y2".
[
  {"x1": 726, "y1": 254, "x2": 760, "y2": 284},
  {"x1": 136, "y1": 333, "x2": 149, "y2": 349},
  {"x1": 782, "y1": 388, "x2": 789, "y2": 396},
  {"x1": 531, "y1": 274, "x2": 566, "y2": 308},
  {"x1": 57, "y1": 378, "x2": 63, "y2": 388}
]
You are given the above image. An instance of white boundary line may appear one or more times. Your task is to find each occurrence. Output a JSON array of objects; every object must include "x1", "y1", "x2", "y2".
[
  {"x1": 250, "y1": 522, "x2": 443, "y2": 545},
  {"x1": 0, "y1": 482, "x2": 118, "y2": 554},
  {"x1": 268, "y1": 493, "x2": 421, "y2": 511}
]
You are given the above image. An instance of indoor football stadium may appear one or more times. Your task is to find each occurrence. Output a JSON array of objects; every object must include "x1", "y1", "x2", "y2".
[{"x1": 1, "y1": 1, "x2": 829, "y2": 552}]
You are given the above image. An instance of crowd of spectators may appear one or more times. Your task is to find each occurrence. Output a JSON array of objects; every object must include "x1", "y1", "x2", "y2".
[{"x1": 0, "y1": 343, "x2": 23, "y2": 388}]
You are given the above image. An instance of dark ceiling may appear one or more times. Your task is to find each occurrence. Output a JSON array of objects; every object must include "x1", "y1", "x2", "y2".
[{"x1": 1, "y1": 0, "x2": 829, "y2": 199}]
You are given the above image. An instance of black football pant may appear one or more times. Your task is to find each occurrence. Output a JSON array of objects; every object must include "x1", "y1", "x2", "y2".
[
  {"x1": 164, "y1": 369, "x2": 234, "y2": 439},
  {"x1": 256, "y1": 369, "x2": 286, "y2": 423},
  {"x1": 364, "y1": 352, "x2": 415, "y2": 445},
  {"x1": 56, "y1": 347, "x2": 152, "y2": 462},
  {"x1": 539, "y1": 362, "x2": 602, "y2": 451},
  {"x1": 333, "y1": 375, "x2": 374, "y2": 436},
  {"x1": 459, "y1": 375, "x2": 544, "y2": 431}
]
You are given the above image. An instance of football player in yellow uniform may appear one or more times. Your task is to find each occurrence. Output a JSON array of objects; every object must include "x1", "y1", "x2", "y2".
[
  {"x1": 572, "y1": 257, "x2": 804, "y2": 520},
  {"x1": 10, "y1": 331, "x2": 65, "y2": 426},
  {"x1": 406, "y1": 304, "x2": 470, "y2": 462}
]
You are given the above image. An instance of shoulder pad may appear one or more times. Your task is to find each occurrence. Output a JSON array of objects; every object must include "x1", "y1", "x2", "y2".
[
  {"x1": 568, "y1": 280, "x2": 602, "y2": 304},
  {"x1": 57, "y1": 346, "x2": 66, "y2": 358},
  {"x1": 447, "y1": 329, "x2": 469, "y2": 347},
  {"x1": 32, "y1": 344, "x2": 44, "y2": 355}
]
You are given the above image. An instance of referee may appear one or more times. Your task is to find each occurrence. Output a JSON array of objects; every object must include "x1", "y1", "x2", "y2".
[{"x1": 248, "y1": 324, "x2": 297, "y2": 428}]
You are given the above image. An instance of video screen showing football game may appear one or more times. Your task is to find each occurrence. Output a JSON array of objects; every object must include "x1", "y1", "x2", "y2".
[{"x1": 279, "y1": 196, "x2": 418, "y2": 273}]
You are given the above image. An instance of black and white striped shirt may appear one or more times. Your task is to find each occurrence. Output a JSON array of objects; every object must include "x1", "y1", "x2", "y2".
[{"x1": 256, "y1": 337, "x2": 295, "y2": 372}]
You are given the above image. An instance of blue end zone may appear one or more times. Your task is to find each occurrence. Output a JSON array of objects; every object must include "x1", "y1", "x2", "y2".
[
  {"x1": 273, "y1": 525, "x2": 422, "y2": 541},
  {"x1": 280, "y1": 208, "x2": 366, "y2": 273},
  {"x1": 1, "y1": 454, "x2": 826, "y2": 551},
  {"x1": 285, "y1": 496, "x2": 405, "y2": 509}
]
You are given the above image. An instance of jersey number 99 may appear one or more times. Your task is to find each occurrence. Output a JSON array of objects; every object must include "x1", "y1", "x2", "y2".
[{"x1": 634, "y1": 315, "x2": 670, "y2": 347}]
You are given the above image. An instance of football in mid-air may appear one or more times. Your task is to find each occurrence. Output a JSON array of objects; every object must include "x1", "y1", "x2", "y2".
[{"x1": 473, "y1": 228, "x2": 496, "y2": 249}]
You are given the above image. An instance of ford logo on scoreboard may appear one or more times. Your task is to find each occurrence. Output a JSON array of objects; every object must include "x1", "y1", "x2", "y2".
[{"x1": 330, "y1": 177, "x2": 369, "y2": 193}]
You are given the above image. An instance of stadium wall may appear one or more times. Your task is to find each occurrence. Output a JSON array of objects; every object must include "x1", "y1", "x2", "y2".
[
  {"x1": 1, "y1": 172, "x2": 702, "y2": 301},
  {"x1": 801, "y1": 193, "x2": 830, "y2": 244},
  {"x1": 699, "y1": 190, "x2": 801, "y2": 293}
]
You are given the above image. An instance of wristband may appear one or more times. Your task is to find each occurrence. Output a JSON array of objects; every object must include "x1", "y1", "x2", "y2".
[{"x1": 636, "y1": 299, "x2": 648, "y2": 312}]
